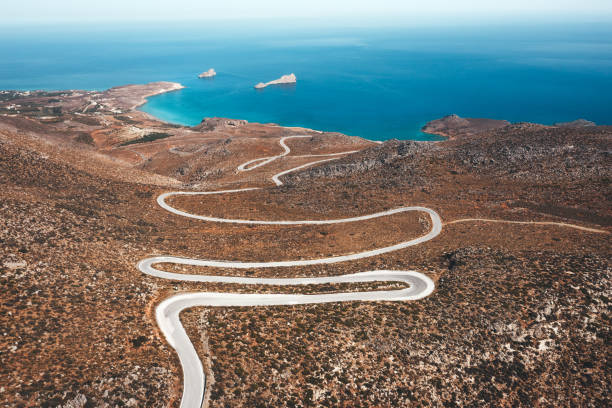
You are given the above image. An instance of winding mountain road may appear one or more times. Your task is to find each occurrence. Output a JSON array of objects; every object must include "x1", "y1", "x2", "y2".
[
  {"x1": 141, "y1": 135, "x2": 440, "y2": 408},
  {"x1": 236, "y1": 135, "x2": 358, "y2": 173},
  {"x1": 152, "y1": 271, "x2": 434, "y2": 408},
  {"x1": 445, "y1": 218, "x2": 607, "y2": 234},
  {"x1": 139, "y1": 135, "x2": 607, "y2": 408}
]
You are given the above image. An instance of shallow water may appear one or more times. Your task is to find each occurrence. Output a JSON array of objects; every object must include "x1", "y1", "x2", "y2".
[{"x1": 1, "y1": 21, "x2": 611, "y2": 140}]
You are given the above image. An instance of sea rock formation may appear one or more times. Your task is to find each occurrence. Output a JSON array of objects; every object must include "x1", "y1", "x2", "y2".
[
  {"x1": 198, "y1": 69, "x2": 217, "y2": 78},
  {"x1": 422, "y1": 114, "x2": 510, "y2": 139},
  {"x1": 254, "y1": 73, "x2": 297, "y2": 89}
]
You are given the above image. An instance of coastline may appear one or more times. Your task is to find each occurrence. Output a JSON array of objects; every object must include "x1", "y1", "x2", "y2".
[
  {"x1": 3, "y1": 80, "x2": 598, "y2": 150},
  {"x1": 137, "y1": 94, "x2": 443, "y2": 144},
  {"x1": 134, "y1": 85, "x2": 391, "y2": 144},
  {"x1": 132, "y1": 84, "x2": 185, "y2": 110},
  {"x1": 1, "y1": 78, "x2": 610, "y2": 408},
  {"x1": 107, "y1": 81, "x2": 186, "y2": 111}
]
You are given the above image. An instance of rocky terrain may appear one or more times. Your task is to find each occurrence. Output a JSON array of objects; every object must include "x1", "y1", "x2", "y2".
[
  {"x1": 554, "y1": 119, "x2": 596, "y2": 128},
  {"x1": 421, "y1": 114, "x2": 510, "y2": 138},
  {"x1": 198, "y1": 69, "x2": 217, "y2": 79},
  {"x1": 255, "y1": 73, "x2": 297, "y2": 89},
  {"x1": 0, "y1": 84, "x2": 610, "y2": 407}
]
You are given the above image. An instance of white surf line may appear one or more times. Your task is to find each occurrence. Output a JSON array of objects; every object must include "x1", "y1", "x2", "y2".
[
  {"x1": 260, "y1": 123, "x2": 383, "y2": 145},
  {"x1": 445, "y1": 218, "x2": 609, "y2": 234},
  {"x1": 262, "y1": 124, "x2": 324, "y2": 134},
  {"x1": 154, "y1": 271, "x2": 434, "y2": 408}
]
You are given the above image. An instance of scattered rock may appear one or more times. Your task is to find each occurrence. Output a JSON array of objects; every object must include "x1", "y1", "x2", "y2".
[
  {"x1": 61, "y1": 393, "x2": 87, "y2": 408},
  {"x1": 3, "y1": 260, "x2": 27, "y2": 270}
]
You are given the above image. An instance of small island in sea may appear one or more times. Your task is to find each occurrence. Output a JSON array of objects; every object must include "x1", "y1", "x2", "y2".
[
  {"x1": 254, "y1": 73, "x2": 297, "y2": 89},
  {"x1": 198, "y1": 68, "x2": 216, "y2": 78}
]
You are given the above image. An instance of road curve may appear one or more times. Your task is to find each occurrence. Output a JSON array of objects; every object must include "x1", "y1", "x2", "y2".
[
  {"x1": 158, "y1": 189, "x2": 440, "y2": 227},
  {"x1": 445, "y1": 218, "x2": 608, "y2": 234},
  {"x1": 139, "y1": 206, "x2": 440, "y2": 274},
  {"x1": 271, "y1": 157, "x2": 340, "y2": 186},
  {"x1": 142, "y1": 136, "x2": 440, "y2": 408},
  {"x1": 236, "y1": 135, "x2": 310, "y2": 171},
  {"x1": 155, "y1": 271, "x2": 434, "y2": 408},
  {"x1": 142, "y1": 135, "x2": 608, "y2": 408},
  {"x1": 236, "y1": 135, "x2": 357, "y2": 172}
]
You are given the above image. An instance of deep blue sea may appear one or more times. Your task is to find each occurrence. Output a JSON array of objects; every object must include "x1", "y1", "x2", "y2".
[{"x1": 1, "y1": 21, "x2": 611, "y2": 141}]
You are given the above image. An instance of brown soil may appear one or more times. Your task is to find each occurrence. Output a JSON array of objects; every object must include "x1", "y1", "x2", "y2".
[{"x1": 0, "y1": 85, "x2": 609, "y2": 408}]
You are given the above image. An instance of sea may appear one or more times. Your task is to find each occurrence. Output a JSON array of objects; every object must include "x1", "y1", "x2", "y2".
[{"x1": 1, "y1": 21, "x2": 611, "y2": 141}]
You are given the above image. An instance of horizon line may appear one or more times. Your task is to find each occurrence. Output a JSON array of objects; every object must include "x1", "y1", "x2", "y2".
[{"x1": 3, "y1": 12, "x2": 612, "y2": 25}]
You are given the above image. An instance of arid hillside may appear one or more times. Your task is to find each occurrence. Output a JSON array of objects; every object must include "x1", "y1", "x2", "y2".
[{"x1": 0, "y1": 84, "x2": 610, "y2": 408}]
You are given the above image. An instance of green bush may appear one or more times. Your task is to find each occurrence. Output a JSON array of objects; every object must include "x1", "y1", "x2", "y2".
[{"x1": 120, "y1": 132, "x2": 172, "y2": 146}]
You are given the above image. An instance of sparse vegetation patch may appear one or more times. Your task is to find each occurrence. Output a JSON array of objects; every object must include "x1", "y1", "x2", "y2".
[{"x1": 120, "y1": 132, "x2": 172, "y2": 146}]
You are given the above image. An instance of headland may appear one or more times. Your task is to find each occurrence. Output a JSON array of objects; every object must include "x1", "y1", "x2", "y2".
[{"x1": 254, "y1": 73, "x2": 297, "y2": 89}]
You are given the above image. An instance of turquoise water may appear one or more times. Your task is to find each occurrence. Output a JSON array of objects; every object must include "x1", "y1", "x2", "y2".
[{"x1": 1, "y1": 22, "x2": 611, "y2": 141}]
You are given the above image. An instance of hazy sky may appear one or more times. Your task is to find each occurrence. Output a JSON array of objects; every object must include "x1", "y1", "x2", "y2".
[{"x1": 4, "y1": 0, "x2": 612, "y2": 23}]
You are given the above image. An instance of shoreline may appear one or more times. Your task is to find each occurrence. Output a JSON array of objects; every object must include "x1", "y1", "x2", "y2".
[
  {"x1": 137, "y1": 89, "x2": 443, "y2": 144},
  {"x1": 130, "y1": 83, "x2": 185, "y2": 110},
  {"x1": 3, "y1": 81, "x2": 602, "y2": 148},
  {"x1": 135, "y1": 87, "x2": 391, "y2": 144},
  {"x1": 104, "y1": 81, "x2": 186, "y2": 111}
]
